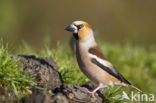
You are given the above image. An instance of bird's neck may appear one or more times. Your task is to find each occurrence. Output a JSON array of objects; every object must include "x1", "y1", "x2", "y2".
[{"x1": 77, "y1": 31, "x2": 97, "y2": 49}]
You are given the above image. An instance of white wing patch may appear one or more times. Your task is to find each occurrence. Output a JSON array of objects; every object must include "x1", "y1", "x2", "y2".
[{"x1": 88, "y1": 53, "x2": 113, "y2": 68}]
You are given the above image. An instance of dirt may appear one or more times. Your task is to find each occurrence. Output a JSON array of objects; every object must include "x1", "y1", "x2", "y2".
[{"x1": 1, "y1": 55, "x2": 105, "y2": 103}]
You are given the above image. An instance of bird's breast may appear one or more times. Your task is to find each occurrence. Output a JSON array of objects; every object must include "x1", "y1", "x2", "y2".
[{"x1": 75, "y1": 42, "x2": 100, "y2": 84}]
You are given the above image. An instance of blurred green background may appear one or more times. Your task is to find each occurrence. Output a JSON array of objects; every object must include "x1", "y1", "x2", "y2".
[
  {"x1": 0, "y1": 1, "x2": 156, "y2": 102},
  {"x1": 0, "y1": 0, "x2": 156, "y2": 48}
]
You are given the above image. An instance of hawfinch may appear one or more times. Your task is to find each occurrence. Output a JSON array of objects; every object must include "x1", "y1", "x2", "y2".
[{"x1": 65, "y1": 21, "x2": 140, "y2": 98}]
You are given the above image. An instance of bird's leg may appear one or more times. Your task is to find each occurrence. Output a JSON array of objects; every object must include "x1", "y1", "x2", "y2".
[{"x1": 87, "y1": 84, "x2": 103, "y2": 98}]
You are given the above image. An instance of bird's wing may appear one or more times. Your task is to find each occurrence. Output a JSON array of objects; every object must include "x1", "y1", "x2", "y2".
[{"x1": 88, "y1": 46, "x2": 131, "y2": 85}]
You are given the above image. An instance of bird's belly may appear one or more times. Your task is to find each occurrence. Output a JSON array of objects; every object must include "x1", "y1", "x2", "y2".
[{"x1": 77, "y1": 57, "x2": 110, "y2": 85}]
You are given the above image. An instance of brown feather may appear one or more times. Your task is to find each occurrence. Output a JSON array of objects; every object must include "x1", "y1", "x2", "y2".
[
  {"x1": 88, "y1": 46, "x2": 107, "y2": 60},
  {"x1": 88, "y1": 46, "x2": 114, "y2": 68}
]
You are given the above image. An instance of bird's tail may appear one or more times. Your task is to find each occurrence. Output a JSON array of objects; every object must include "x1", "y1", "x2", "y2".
[
  {"x1": 129, "y1": 85, "x2": 142, "y2": 92},
  {"x1": 120, "y1": 82, "x2": 142, "y2": 92},
  {"x1": 117, "y1": 82, "x2": 142, "y2": 92}
]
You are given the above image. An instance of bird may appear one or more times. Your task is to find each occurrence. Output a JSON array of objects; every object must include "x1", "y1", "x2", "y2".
[{"x1": 65, "y1": 21, "x2": 141, "y2": 98}]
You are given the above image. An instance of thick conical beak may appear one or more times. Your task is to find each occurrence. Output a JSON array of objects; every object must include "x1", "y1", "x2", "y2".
[{"x1": 65, "y1": 24, "x2": 77, "y2": 33}]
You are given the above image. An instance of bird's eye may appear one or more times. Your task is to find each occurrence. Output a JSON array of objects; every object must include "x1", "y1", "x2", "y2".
[{"x1": 77, "y1": 24, "x2": 84, "y2": 29}]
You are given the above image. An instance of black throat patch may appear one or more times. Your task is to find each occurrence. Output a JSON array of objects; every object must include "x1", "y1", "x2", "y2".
[{"x1": 73, "y1": 33, "x2": 79, "y2": 40}]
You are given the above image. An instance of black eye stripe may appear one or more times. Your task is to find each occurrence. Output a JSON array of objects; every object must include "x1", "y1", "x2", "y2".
[{"x1": 77, "y1": 24, "x2": 84, "y2": 29}]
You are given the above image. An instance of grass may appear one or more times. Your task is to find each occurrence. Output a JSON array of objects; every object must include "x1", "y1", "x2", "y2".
[
  {"x1": 0, "y1": 39, "x2": 156, "y2": 102},
  {"x1": 0, "y1": 42, "x2": 37, "y2": 99}
]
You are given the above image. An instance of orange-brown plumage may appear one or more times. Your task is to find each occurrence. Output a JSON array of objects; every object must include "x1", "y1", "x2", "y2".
[{"x1": 72, "y1": 21, "x2": 92, "y2": 41}]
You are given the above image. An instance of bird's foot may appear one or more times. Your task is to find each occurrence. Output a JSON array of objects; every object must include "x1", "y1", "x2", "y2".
[
  {"x1": 86, "y1": 89, "x2": 97, "y2": 98},
  {"x1": 84, "y1": 84, "x2": 102, "y2": 98}
]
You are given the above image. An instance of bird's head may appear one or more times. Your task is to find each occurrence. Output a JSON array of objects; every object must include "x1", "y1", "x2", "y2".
[{"x1": 65, "y1": 21, "x2": 93, "y2": 41}]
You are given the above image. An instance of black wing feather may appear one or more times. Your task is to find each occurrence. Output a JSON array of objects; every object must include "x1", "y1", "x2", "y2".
[{"x1": 91, "y1": 58, "x2": 131, "y2": 85}]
